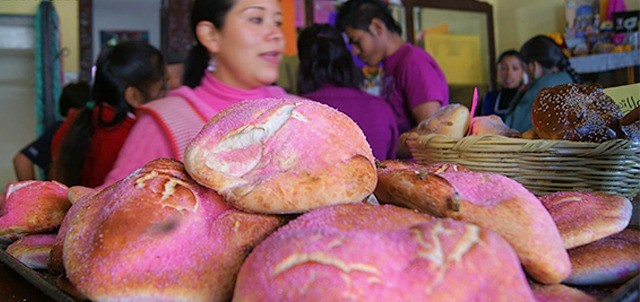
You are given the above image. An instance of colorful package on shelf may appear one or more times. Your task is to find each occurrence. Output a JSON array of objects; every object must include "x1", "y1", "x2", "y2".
[
  {"x1": 565, "y1": 0, "x2": 601, "y2": 56},
  {"x1": 611, "y1": 10, "x2": 640, "y2": 51}
]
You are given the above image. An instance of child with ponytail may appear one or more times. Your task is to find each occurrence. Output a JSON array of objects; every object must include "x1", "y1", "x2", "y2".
[{"x1": 50, "y1": 40, "x2": 167, "y2": 187}]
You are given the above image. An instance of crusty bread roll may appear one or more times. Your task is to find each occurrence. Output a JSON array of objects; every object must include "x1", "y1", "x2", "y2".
[
  {"x1": 564, "y1": 228, "x2": 640, "y2": 286},
  {"x1": 539, "y1": 191, "x2": 632, "y2": 249},
  {"x1": 376, "y1": 159, "x2": 468, "y2": 174},
  {"x1": 374, "y1": 160, "x2": 463, "y2": 217},
  {"x1": 530, "y1": 283, "x2": 597, "y2": 302},
  {"x1": 531, "y1": 84, "x2": 625, "y2": 143},
  {"x1": 66, "y1": 186, "x2": 96, "y2": 204},
  {"x1": 62, "y1": 159, "x2": 285, "y2": 301},
  {"x1": 437, "y1": 172, "x2": 572, "y2": 284},
  {"x1": 468, "y1": 115, "x2": 520, "y2": 137},
  {"x1": 233, "y1": 203, "x2": 535, "y2": 301},
  {"x1": 0, "y1": 180, "x2": 70, "y2": 248},
  {"x1": 6, "y1": 233, "x2": 56, "y2": 270},
  {"x1": 416, "y1": 103, "x2": 470, "y2": 138},
  {"x1": 184, "y1": 98, "x2": 377, "y2": 214}
]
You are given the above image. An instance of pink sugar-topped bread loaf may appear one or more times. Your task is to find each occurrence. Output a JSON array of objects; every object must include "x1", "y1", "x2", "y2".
[
  {"x1": 62, "y1": 158, "x2": 285, "y2": 301},
  {"x1": 0, "y1": 180, "x2": 70, "y2": 248},
  {"x1": 468, "y1": 114, "x2": 520, "y2": 137},
  {"x1": 539, "y1": 191, "x2": 632, "y2": 249},
  {"x1": 436, "y1": 172, "x2": 571, "y2": 284},
  {"x1": 6, "y1": 233, "x2": 56, "y2": 270},
  {"x1": 564, "y1": 228, "x2": 640, "y2": 286},
  {"x1": 184, "y1": 97, "x2": 377, "y2": 214},
  {"x1": 233, "y1": 203, "x2": 536, "y2": 302}
]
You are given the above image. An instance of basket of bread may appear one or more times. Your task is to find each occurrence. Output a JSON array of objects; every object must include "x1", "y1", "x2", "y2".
[
  {"x1": 402, "y1": 84, "x2": 640, "y2": 199},
  {"x1": 0, "y1": 96, "x2": 638, "y2": 301}
]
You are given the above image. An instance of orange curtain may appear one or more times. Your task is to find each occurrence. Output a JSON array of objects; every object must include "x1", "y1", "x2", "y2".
[{"x1": 282, "y1": 0, "x2": 298, "y2": 55}]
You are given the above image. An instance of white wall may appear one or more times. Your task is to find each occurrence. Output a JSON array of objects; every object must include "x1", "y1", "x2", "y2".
[
  {"x1": 0, "y1": 17, "x2": 36, "y2": 188},
  {"x1": 93, "y1": 0, "x2": 162, "y2": 61}
]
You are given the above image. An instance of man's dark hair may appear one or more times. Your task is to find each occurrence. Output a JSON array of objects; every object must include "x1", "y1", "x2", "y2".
[{"x1": 335, "y1": 0, "x2": 402, "y2": 35}]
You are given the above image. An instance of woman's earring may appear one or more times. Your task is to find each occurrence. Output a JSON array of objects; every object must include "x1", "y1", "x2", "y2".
[{"x1": 207, "y1": 57, "x2": 217, "y2": 72}]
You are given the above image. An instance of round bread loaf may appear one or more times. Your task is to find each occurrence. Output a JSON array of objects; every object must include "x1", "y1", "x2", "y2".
[
  {"x1": 416, "y1": 103, "x2": 470, "y2": 138},
  {"x1": 468, "y1": 115, "x2": 520, "y2": 137},
  {"x1": 184, "y1": 98, "x2": 377, "y2": 214},
  {"x1": 62, "y1": 159, "x2": 285, "y2": 301},
  {"x1": 0, "y1": 180, "x2": 70, "y2": 248},
  {"x1": 6, "y1": 234, "x2": 56, "y2": 270},
  {"x1": 564, "y1": 228, "x2": 640, "y2": 286},
  {"x1": 233, "y1": 203, "x2": 536, "y2": 301},
  {"x1": 539, "y1": 191, "x2": 632, "y2": 249},
  {"x1": 531, "y1": 84, "x2": 624, "y2": 143}
]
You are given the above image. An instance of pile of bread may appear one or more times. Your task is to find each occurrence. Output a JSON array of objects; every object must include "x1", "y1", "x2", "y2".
[
  {"x1": 412, "y1": 83, "x2": 639, "y2": 143},
  {"x1": 1, "y1": 97, "x2": 638, "y2": 301}
]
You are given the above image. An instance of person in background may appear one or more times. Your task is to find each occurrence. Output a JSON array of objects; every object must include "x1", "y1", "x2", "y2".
[
  {"x1": 13, "y1": 81, "x2": 90, "y2": 181},
  {"x1": 50, "y1": 41, "x2": 167, "y2": 187},
  {"x1": 297, "y1": 23, "x2": 398, "y2": 160},
  {"x1": 102, "y1": 0, "x2": 290, "y2": 186},
  {"x1": 505, "y1": 35, "x2": 581, "y2": 132},
  {"x1": 481, "y1": 50, "x2": 526, "y2": 120},
  {"x1": 165, "y1": 53, "x2": 186, "y2": 90},
  {"x1": 335, "y1": 0, "x2": 449, "y2": 135}
]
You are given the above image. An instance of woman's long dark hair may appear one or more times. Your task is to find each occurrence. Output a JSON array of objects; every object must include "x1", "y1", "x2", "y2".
[
  {"x1": 519, "y1": 35, "x2": 581, "y2": 84},
  {"x1": 297, "y1": 23, "x2": 364, "y2": 94},
  {"x1": 182, "y1": 0, "x2": 235, "y2": 88},
  {"x1": 52, "y1": 40, "x2": 165, "y2": 186}
]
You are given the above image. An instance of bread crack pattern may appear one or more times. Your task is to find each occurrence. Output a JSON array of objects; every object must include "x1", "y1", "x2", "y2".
[
  {"x1": 271, "y1": 252, "x2": 381, "y2": 279},
  {"x1": 135, "y1": 172, "x2": 198, "y2": 214},
  {"x1": 207, "y1": 104, "x2": 305, "y2": 177},
  {"x1": 412, "y1": 222, "x2": 481, "y2": 294}
]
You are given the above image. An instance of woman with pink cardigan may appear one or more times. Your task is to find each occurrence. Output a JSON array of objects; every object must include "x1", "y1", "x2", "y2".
[{"x1": 102, "y1": 0, "x2": 291, "y2": 186}]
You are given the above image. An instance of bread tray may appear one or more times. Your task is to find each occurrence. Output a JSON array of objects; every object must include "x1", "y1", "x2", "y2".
[{"x1": 0, "y1": 248, "x2": 86, "y2": 301}]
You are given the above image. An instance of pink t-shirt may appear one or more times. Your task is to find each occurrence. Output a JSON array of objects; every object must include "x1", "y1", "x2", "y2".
[
  {"x1": 382, "y1": 43, "x2": 449, "y2": 134},
  {"x1": 101, "y1": 73, "x2": 289, "y2": 187}
]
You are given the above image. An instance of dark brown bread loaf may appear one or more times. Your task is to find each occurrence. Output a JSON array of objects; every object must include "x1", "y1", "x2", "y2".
[{"x1": 531, "y1": 84, "x2": 625, "y2": 143}]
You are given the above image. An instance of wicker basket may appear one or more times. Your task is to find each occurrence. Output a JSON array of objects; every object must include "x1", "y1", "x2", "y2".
[{"x1": 402, "y1": 132, "x2": 640, "y2": 199}]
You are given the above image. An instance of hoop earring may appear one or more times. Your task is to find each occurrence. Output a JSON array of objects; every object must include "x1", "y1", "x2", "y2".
[{"x1": 207, "y1": 57, "x2": 217, "y2": 72}]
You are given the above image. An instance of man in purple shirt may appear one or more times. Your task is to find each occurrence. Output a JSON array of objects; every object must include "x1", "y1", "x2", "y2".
[{"x1": 336, "y1": 0, "x2": 449, "y2": 157}]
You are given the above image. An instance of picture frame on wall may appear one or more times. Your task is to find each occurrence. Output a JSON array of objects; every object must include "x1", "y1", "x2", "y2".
[{"x1": 99, "y1": 30, "x2": 149, "y2": 49}]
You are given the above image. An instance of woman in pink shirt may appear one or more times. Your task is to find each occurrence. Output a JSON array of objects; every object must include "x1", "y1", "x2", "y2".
[{"x1": 102, "y1": 0, "x2": 290, "y2": 186}]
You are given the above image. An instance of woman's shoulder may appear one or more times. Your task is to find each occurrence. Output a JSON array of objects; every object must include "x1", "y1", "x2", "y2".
[{"x1": 537, "y1": 71, "x2": 574, "y2": 87}]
